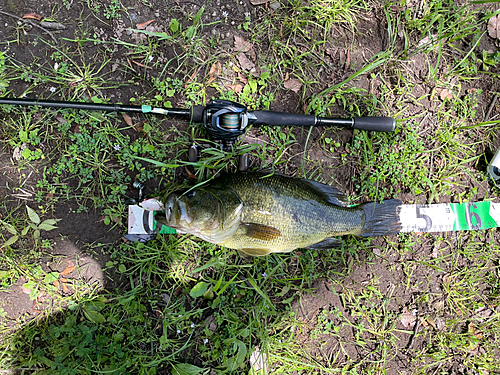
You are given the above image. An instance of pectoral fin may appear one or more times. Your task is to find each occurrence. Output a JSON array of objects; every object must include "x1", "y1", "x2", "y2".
[
  {"x1": 305, "y1": 237, "x2": 343, "y2": 250},
  {"x1": 238, "y1": 248, "x2": 272, "y2": 257},
  {"x1": 242, "y1": 223, "x2": 281, "y2": 241}
]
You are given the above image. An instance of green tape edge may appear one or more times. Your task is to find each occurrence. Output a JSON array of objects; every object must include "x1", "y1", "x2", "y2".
[
  {"x1": 450, "y1": 201, "x2": 498, "y2": 231},
  {"x1": 152, "y1": 211, "x2": 176, "y2": 234},
  {"x1": 142, "y1": 105, "x2": 152, "y2": 113}
]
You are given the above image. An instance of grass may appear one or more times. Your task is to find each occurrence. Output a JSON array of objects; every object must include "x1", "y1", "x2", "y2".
[{"x1": 1, "y1": 0, "x2": 500, "y2": 374}]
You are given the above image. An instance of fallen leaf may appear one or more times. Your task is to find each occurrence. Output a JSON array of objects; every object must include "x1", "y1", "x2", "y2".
[
  {"x1": 488, "y1": 14, "x2": 500, "y2": 39},
  {"x1": 122, "y1": 113, "x2": 133, "y2": 126},
  {"x1": 45, "y1": 192, "x2": 54, "y2": 200},
  {"x1": 284, "y1": 78, "x2": 302, "y2": 93},
  {"x1": 185, "y1": 167, "x2": 197, "y2": 180},
  {"x1": 22, "y1": 286, "x2": 32, "y2": 294},
  {"x1": 53, "y1": 279, "x2": 60, "y2": 290},
  {"x1": 236, "y1": 53, "x2": 255, "y2": 71},
  {"x1": 400, "y1": 311, "x2": 417, "y2": 328},
  {"x1": 62, "y1": 282, "x2": 69, "y2": 293},
  {"x1": 137, "y1": 19, "x2": 156, "y2": 30},
  {"x1": 134, "y1": 120, "x2": 146, "y2": 132},
  {"x1": 206, "y1": 76, "x2": 217, "y2": 85},
  {"x1": 208, "y1": 62, "x2": 222, "y2": 76},
  {"x1": 23, "y1": 13, "x2": 42, "y2": 21},
  {"x1": 237, "y1": 72, "x2": 247, "y2": 84},
  {"x1": 13, "y1": 143, "x2": 27, "y2": 161},
  {"x1": 234, "y1": 35, "x2": 253, "y2": 53},
  {"x1": 61, "y1": 261, "x2": 76, "y2": 276},
  {"x1": 226, "y1": 83, "x2": 243, "y2": 93},
  {"x1": 437, "y1": 87, "x2": 453, "y2": 100}
]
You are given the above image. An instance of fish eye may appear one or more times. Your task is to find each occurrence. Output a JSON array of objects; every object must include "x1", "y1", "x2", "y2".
[{"x1": 186, "y1": 190, "x2": 196, "y2": 198}]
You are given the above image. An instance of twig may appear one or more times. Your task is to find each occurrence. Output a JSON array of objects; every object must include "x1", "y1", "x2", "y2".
[
  {"x1": 405, "y1": 318, "x2": 420, "y2": 353},
  {"x1": 0, "y1": 10, "x2": 58, "y2": 45},
  {"x1": 485, "y1": 93, "x2": 498, "y2": 122}
]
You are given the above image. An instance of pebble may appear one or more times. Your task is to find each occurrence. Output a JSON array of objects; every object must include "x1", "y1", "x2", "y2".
[
  {"x1": 130, "y1": 13, "x2": 137, "y2": 21},
  {"x1": 270, "y1": 1, "x2": 280, "y2": 10}
]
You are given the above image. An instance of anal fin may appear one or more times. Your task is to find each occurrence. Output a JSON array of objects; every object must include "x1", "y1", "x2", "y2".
[
  {"x1": 238, "y1": 248, "x2": 272, "y2": 257},
  {"x1": 305, "y1": 237, "x2": 343, "y2": 250}
]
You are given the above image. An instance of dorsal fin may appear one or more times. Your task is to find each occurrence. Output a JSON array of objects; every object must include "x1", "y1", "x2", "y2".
[{"x1": 300, "y1": 179, "x2": 350, "y2": 207}]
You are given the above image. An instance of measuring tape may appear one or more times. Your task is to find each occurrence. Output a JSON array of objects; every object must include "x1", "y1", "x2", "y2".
[
  {"x1": 126, "y1": 199, "x2": 500, "y2": 240},
  {"x1": 400, "y1": 201, "x2": 500, "y2": 232}
]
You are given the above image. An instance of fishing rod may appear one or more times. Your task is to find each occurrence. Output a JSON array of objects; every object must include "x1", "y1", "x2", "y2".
[{"x1": 0, "y1": 97, "x2": 396, "y2": 149}]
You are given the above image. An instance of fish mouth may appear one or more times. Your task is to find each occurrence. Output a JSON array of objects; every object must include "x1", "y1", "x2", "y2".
[{"x1": 165, "y1": 194, "x2": 192, "y2": 226}]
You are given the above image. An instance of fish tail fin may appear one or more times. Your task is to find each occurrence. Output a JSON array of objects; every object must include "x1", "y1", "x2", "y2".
[{"x1": 359, "y1": 199, "x2": 402, "y2": 237}]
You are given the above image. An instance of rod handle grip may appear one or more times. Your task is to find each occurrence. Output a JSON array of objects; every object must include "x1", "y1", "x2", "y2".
[
  {"x1": 353, "y1": 117, "x2": 396, "y2": 132},
  {"x1": 251, "y1": 110, "x2": 316, "y2": 126}
]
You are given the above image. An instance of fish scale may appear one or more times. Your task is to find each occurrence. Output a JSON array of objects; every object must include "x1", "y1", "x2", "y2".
[{"x1": 227, "y1": 175, "x2": 362, "y2": 251}]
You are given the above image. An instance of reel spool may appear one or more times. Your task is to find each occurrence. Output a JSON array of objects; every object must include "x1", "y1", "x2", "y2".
[{"x1": 202, "y1": 100, "x2": 249, "y2": 148}]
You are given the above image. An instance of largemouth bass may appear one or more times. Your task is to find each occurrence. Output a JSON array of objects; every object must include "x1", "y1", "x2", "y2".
[{"x1": 159, "y1": 172, "x2": 402, "y2": 257}]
